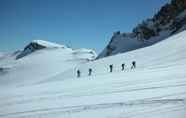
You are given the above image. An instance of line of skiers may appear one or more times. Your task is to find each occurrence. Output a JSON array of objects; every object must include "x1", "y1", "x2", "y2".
[{"x1": 77, "y1": 61, "x2": 136, "y2": 78}]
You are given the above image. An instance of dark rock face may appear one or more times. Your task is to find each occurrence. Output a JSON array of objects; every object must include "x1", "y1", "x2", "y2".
[
  {"x1": 98, "y1": 0, "x2": 186, "y2": 59},
  {"x1": 16, "y1": 42, "x2": 47, "y2": 59},
  {"x1": 24, "y1": 42, "x2": 46, "y2": 52},
  {"x1": 154, "y1": 0, "x2": 186, "y2": 25},
  {"x1": 133, "y1": 0, "x2": 186, "y2": 41}
]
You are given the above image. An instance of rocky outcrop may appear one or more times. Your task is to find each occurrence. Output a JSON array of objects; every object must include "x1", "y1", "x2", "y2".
[
  {"x1": 16, "y1": 40, "x2": 64, "y2": 59},
  {"x1": 98, "y1": 0, "x2": 186, "y2": 59}
]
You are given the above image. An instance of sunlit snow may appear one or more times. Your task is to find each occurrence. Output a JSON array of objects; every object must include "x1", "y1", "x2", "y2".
[{"x1": 0, "y1": 31, "x2": 186, "y2": 118}]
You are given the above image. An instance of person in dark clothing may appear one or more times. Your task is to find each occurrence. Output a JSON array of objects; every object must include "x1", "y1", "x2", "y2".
[
  {"x1": 121, "y1": 63, "x2": 125, "y2": 71},
  {"x1": 77, "y1": 70, "x2": 81, "y2": 78},
  {"x1": 131, "y1": 61, "x2": 136, "y2": 69},
  {"x1": 88, "y1": 68, "x2": 92, "y2": 76},
  {"x1": 109, "y1": 64, "x2": 113, "y2": 72}
]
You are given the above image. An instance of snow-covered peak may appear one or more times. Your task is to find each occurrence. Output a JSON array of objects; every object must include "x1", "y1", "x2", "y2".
[
  {"x1": 15, "y1": 40, "x2": 97, "y2": 60},
  {"x1": 0, "y1": 40, "x2": 97, "y2": 86},
  {"x1": 73, "y1": 48, "x2": 97, "y2": 61},
  {"x1": 31, "y1": 40, "x2": 66, "y2": 48},
  {"x1": 16, "y1": 40, "x2": 66, "y2": 59},
  {"x1": 73, "y1": 48, "x2": 97, "y2": 56}
]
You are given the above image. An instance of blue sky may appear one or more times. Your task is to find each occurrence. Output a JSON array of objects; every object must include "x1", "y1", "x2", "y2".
[{"x1": 0, "y1": 0, "x2": 170, "y2": 53}]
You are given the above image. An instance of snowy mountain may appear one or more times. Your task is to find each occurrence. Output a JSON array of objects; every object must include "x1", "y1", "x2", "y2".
[
  {"x1": 16, "y1": 40, "x2": 66, "y2": 59},
  {"x1": 0, "y1": 29, "x2": 186, "y2": 118},
  {"x1": 0, "y1": 40, "x2": 97, "y2": 86},
  {"x1": 0, "y1": 0, "x2": 186, "y2": 117},
  {"x1": 98, "y1": 0, "x2": 186, "y2": 58}
]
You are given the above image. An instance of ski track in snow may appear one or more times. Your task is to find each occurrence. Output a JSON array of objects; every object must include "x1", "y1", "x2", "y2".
[{"x1": 0, "y1": 99, "x2": 185, "y2": 118}]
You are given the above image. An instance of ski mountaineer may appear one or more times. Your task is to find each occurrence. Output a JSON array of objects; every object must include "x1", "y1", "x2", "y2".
[
  {"x1": 121, "y1": 63, "x2": 125, "y2": 71},
  {"x1": 131, "y1": 61, "x2": 136, "y2": 69},
  {"x1": 77, "y1": 70, "x2": 81, "y2": 78},
  {"x1": 109, "y1": 64, "x2": 113, "y2": 72},
  {"x1": 88, "y1": 68, "x2": 92, "y2": 76}
]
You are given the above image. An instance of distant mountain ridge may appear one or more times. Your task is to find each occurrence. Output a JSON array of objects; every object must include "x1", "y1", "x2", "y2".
[
  {"x1": 98, "y1": 0, "x2": 186, "y2": 58},
  {"x1": 0, "y1": 40, "x2": 97, "y2": 86},
  {"x1": 16, "y1": 40, "x2": 66, "y2": 59},
  {"x1": 15, "y1": 40, "x2": 97, "y2": 60}
]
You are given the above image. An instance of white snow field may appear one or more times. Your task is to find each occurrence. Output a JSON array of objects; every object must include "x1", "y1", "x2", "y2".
[
  {"x1": 0, "y1": 30, "x2": 186, "y2": 118},
  {"x1": 0, "y1": 40, "x2": 97, "y2": 87}
]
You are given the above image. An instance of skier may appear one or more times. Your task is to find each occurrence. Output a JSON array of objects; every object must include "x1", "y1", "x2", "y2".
[
  {"x1": 88, "y1": 68, "x2": 92, "y2": 76},
  {"x1": 77, "y1": 70, "x2": 81, "y2": 78},
  {"x1": 131, "y1": 61, "x2": 136, "y2": 69},
  {"x1": 121, "y1": 63, "x2": 125, "y2": 71},
  {"x1": 109, "y1": 64, "x2": 113, "y2": 72}
]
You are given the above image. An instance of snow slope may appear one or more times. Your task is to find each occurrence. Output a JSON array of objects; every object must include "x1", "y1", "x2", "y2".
[
  {"x1": 0, "y1": 40, "x2": 97, "y2": 87},
  {"x1": 0, "y1": 31, "x2": 186, "y2": 118}
]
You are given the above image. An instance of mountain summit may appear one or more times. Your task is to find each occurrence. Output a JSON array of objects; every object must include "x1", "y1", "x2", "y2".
[
  {"x1": 98, "y1": 0, "x2": 186, "y2": 58},
  {"x1": 16, "y1": 40, "x2": 66, "y2": 59}
]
